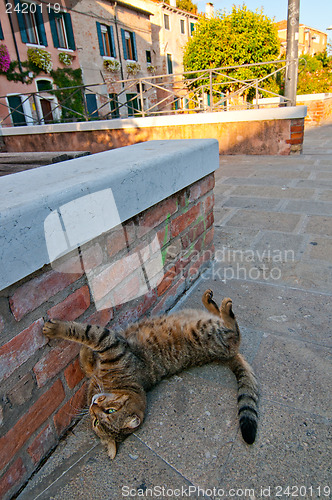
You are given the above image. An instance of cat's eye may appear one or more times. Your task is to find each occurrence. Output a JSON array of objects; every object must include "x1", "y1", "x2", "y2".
[
  {"x1": 105, "y1": 408, "x2": 116, "y2": 414},
  {"x1": 93, "y1": 418, "x2": 99, "y2": 427}
]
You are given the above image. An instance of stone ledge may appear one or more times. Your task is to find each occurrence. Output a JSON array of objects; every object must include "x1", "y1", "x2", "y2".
[
  {"x1": 0, "y1": 139, "x2": 219, "y2": 290},
  {"x1": 0, "y1": 107, "x2": 308, "y2": 136}
]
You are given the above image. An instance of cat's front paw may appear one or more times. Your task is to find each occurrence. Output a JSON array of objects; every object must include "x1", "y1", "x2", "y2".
[
  {"x1": 43, "y1": 319, "x2": 62, "y2": 338},
  {"x1": 203, "y1": 289, "x2": 214, "y2": 303}
]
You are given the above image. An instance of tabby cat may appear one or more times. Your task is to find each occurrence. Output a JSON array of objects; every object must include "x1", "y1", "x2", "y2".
[{"x1": 43, "y1": 289, "x2": 259, "y2": 459}]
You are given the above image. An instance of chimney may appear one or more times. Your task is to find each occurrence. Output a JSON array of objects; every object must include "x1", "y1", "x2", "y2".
[
  {"x1": 206, "y1": 2, "x2": 214, "y2": 18},
  {"x1": 170, "y1": 0, "x2": 176, "y2": 7}
]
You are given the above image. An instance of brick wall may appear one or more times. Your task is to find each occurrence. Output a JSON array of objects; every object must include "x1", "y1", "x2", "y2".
[
  {"x1": 286, "y1": 118, "x2": 305, "y2": 154},
  {"x1": 1, "y1": 107, "x2": 308, "y2": 156},
  {"x1": 297, "y1": 95, "x2": 332, "y2": 127},
  {"x1": 0, "y1": 173, "x2": 215, "y2": 499}
]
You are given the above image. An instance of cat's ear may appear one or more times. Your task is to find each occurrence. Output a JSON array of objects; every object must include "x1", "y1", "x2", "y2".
[
  {"x1": 106, "y1": 439, "x2": 117, "y2": 459},
  {"x1": 124, "y1": 415, "x2": 141, "y2": 430}
]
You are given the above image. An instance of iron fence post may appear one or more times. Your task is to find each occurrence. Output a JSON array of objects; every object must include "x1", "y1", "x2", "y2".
[{"x1": 139, "y1": 80, "x2": 145, "y2": 117}]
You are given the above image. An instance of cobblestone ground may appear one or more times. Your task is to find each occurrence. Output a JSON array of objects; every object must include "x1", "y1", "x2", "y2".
[{"x1": 18, "y1": 124, "x2": 332, "y2": 500}]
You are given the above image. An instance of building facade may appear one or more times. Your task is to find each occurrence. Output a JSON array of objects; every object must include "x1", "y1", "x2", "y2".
[
  {"x1": 276, "y1": 21, "x2": 327, "y2": 56},
  {"x1": 0, "y1": 0, "x2": 198, "y2": 126}
]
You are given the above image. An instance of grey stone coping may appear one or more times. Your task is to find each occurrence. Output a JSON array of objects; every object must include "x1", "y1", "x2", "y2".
[
  {"x1": 0, "y1": 139, "x2": 219, "y2": 290},
  {"x1": 0, "y1": 106, "x2": 307, "y2": 136}
]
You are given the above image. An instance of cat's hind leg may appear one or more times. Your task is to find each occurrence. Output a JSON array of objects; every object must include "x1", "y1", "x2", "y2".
[{"x1": 202, "y1": 289, "x2": 220, "y2": 316}]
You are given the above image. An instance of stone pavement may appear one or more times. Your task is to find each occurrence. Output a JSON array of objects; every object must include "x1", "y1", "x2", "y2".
[{"x1": 17, "y1": 125, "x2": 332, "y2": 500}]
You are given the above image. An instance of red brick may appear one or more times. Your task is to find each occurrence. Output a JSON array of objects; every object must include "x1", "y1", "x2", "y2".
[
  {"x1": 0, "y1": 458, "x2": 26, "y2": 499},
  {"x1": 112, "y1": 289, "x2": 157, "y2": 328},
  {"x1": 53, "y1": 383, "x2": 87, "y2": 435},
  {"x1": 27, "y1": 425, "x2": 57, "y2": 465},
  {"x1": 10, "y1": 268, "x2": 83, "y2": 321},
  {"x1": 203, "y1": 194, "x2": 214, "y2": 214},
  {"x1": 33, "y1": 340, "x2": 80, "y2": 388},
  {"x1": 86, "y1": 307, "x2": 113, "y2": 327},
  {"x1": 206, "y1": 211, "x2": 214, "y2": 229},
  {"x1": 0, "y1": 380, "x2": 65, "y2": 470},
  {"x1": 8, "y1": 374, "x2": 35, "y2": 406},
  {"x1": 113, "y1": 274, "x2": 142, "y2": 307},
  {"x1": 81, "y1": 243, "x2": 103, "y2": 272},
  {"x1": 0, "y1": 319, "x2": 47, "y2": 383},
  {"x1": 138, "y1": 197, "x2": 178, "y2": 237},
  {"x1": 171, "y1": 203, "x2": 201, "y2": 238},
  {"x1": 157, "y1": 266, "x2": 177, "y2": 297},
  {"x1": 286, "y1": 138, "x2": 303, "y2": 145},
  {"x1": 290, "y1": 132, "x2": 303, "y2": 140},
  {"x1": 290, "y1": 125, "x2": 304, "y2": 133},
  {"x1": 47, "y1": 286, "x2": 90, "y2": 320},
  {"x1": 64, "y1": 358, "x2": 85, "y2": 389},
  {"x1": 204, "y1": 227, "x2": 214, "y2": 248},
  {"x1": 106, "y1": 226, "x2": 128, "y2": 258},
  {"x1": 151, "y1": 276, "x2": 186, "y2": 315},
  {"x1": 189, "y1": 174, "x2": 215, "y2": 202},
  {"x1": 90, "y1": 253, "x2": 140, "y2": 303}
]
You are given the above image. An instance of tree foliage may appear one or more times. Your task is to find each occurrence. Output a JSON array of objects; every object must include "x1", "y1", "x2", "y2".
[
  {"x1": 176, "y1": 0, "x2": 197, "y2": 14},
  {"x1": 183, "y1": 4, "x2": 280, "y2": 99},
  {"x1": 297, "y1": 52, "x2": 332, "y2": 94}
]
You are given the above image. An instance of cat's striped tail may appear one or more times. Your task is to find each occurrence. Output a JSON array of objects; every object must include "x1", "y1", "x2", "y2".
[{"x1": 228, "y1": 353, "x2": 259, "y2": 445}]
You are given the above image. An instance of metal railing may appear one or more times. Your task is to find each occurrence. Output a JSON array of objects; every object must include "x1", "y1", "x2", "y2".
[{"x1": 0, "y1": 59, "x2": 297, "y2": 127}]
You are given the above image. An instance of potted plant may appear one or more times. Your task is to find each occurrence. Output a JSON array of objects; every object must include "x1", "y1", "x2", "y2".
[
  {"x1": 0, "y1": 44, "x2": 10, "y2": 73},
  {"x1": 126, "y1": 61, "x2": 141, "y2": 76},
  {"x1": 59, "y1": 52, "x2": 73, "y2": 66},
  {"x1": 27, "y1": 47, "x2": 53, "y2": 73},
  {"x1": 103, "y1": 59, "x2": 121, "y2": 72}
]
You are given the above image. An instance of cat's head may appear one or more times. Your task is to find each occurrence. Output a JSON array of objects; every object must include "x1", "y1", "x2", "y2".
[{"x1": 89, "y1": 390, "x2": 146, "y2": 459}]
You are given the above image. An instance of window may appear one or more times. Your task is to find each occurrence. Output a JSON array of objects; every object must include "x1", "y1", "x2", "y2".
[
  {"x1": 0, "y1": 20, "x2": 4, "y2": 40},
  {"x1": 96, "y1": 22, "x2": 116, "y2": 57},
  {"x1": 146, "y1": 50, "x2": 151, "y2": 64},
  {"x1": 180, "y1": 19, "x2": 185, "y2": 35},
  {"x1": 48, "y1": 9, "x2": 75, "y2": 50},
  {"x1": 167, "y1": 53, "x2": 173, "y2": 74},
  {"x1": 7, "y1": 95, "x2": 27, "y2": 127},
  {"x1": 109, "y1": 93, "x2": 119, "y2": 118},
  {"x1": 15, "y1": 0, "x2": 47, "y2": 46},
  {"x1": 126, "y1": 93, "x2": 141, "y2": 117},
  {"x1": 190, "y1": 22, "x2": 195, "y2": 36},
  {"x1": 121, "y1": 29, "x2": 137, "y2": 61},
  {"x1": 164, "y1": 14, "x2": 170, "y2": 30},
  {"x1": 86, "y1": 93, "x2": 99, "y2": 118}
]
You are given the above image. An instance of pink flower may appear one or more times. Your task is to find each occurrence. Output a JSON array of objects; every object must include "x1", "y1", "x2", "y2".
[{"x1": 0, "y1": 44, "x2": 11, "y2": 73}]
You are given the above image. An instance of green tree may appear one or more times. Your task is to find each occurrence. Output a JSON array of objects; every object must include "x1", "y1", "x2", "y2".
[
  {"x1": 297, "y1": 52, "x2": 332, "y2": 94},
  {"x1": 183, "y1": 4, "x2": 280, "y2": 100},
  {"x1": 176, "y1": 0, "x2": 197, "y2": 14}
]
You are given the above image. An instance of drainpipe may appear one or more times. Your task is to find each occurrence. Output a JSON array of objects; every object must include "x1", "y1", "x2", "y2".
[
  {"x1": 5, "y1": 0, "x2": 23, "y2": 73},
  {"x1": 114, "y1": 2, "x2": 125, "y2": 83}
]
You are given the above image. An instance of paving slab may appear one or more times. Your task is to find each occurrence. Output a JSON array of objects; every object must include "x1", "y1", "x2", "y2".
[{"x1": 17, "y1": 124, "x2": 332, "y2": 500}]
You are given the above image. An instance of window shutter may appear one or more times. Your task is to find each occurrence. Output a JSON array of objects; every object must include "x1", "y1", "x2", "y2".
[
  {"x1": 96, "y1": 22, "x2": 104, "y2": 56},
  {"x1": 109, "y1": 25, "x2": 116, "y2": 58},
  {"x1": 131, "y1": 32, "x2": 137, "y2": 61},
  {"x1": 48, "y1": 9, "x2": 59, "y2": 48},
  {"x1": 35, "y1": 5, "x2": 48, "y2": 46},
  {"x1": 0, "y1": 20, "x2": 4, "y2": 40},
  {"x1": 121, "y1": 28, "x2": 127, "y2": 60},
  {"x1": 64, "y1": 12, "x2": 75, "y2": 50},
  {"x1": 14, "y1": 0, "x2": 28, "y2": 43}
]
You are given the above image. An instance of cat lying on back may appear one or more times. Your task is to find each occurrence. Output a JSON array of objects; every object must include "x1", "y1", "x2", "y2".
[{"x1": 43, "y1": 289, "x2": 259, "y2": 459}]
